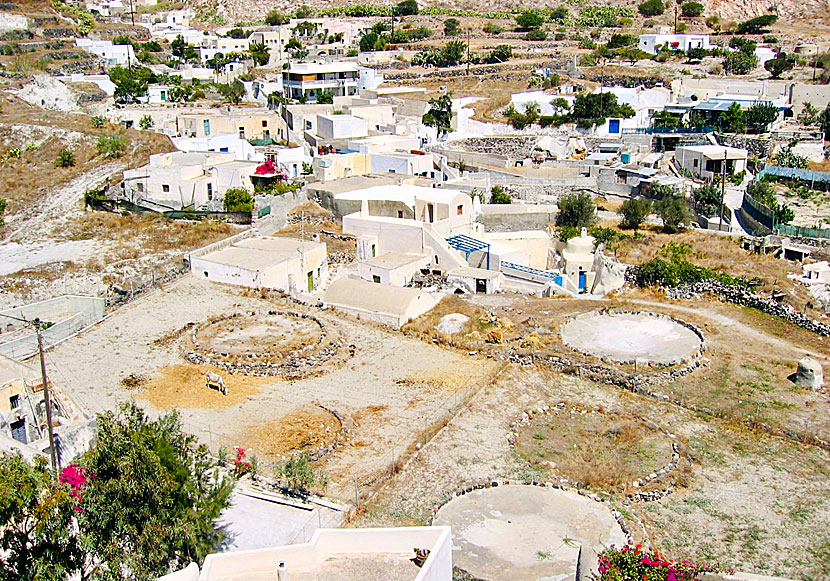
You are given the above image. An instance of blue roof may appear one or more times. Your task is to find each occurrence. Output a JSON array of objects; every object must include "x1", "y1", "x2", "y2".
[{"x1": 447, "y1": 235, "x2": 489, "y2": 254}]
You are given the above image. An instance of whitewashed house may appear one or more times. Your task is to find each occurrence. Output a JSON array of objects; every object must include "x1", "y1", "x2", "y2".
[{"x1": 638, "y1": 34, "x2": 710, "y2": 55}]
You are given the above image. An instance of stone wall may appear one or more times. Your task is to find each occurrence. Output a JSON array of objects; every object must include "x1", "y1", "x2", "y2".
[{"x1": 715, "y1": 133, "x2": 772, "y2": 158}]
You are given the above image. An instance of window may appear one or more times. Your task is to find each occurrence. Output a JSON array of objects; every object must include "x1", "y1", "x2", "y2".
[
  {"x1": 397, "y1": 210, "x2": 404, "y2": 219},
  {"x1": 262, "y1": 120, "x2": 268, "y2": 127},
  {"x1": 238, "y1": 127, "x2": 245, "y2": 139},
  {"x1": 162, "y1": 184, "x2": 170, "y2": 193},
  {"x1": 305, "y1": 120, "x2": 312, "y2": 130},
  {"x1": 457, "y1": 204, "x2": 463, "y2": 216},
  {"x1": 207, "y1": 183, "x2": 213, "y2": 200},
  {"x1": 693, "y1": 159, "x2": 699, "y2": 168},
  {"x1": 136, "y1": 182, "x2": 144, "y2": 192},
  {"x1": 203, "y1": 120, "x2": 210, "y2": 135},
  {"x1": 372, "y1": 275, "x2": 381, "y2": 283},
  {"x1": 9, "y1": 395, "x2": 20, "y2": 409}
]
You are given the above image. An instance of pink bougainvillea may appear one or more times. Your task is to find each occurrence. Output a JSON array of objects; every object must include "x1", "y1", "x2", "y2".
[
  {"x1": 595, "y1": 545, "x2": 728, "y2": 581},
  {"x1": 232, "y1": 447, "x2": 251, "y2": 476},
  {"x1": 59, "y1": 464, "x2": 92, "y2": 512}
]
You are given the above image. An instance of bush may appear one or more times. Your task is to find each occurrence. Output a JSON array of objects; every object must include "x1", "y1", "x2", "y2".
[
  {"x1": 265, "y1": 9, "x2": 288, "y2": 25},
  {"x1": 444, "y1": 18, "x2": 460, "y2": 36},
  {"x1": 693, "y1": 183, "x2": 721, "y2": 216},
  {"x1": 483, "y1": 22, "x2": 503, "y2": 34},
  {"x1": 56, "y1": 149, "x2": 75, "y2": 167},
  {"x1": 620, "y1": 197, "x2": 652, "y2": 230},
  {"x1": 681, "y1": 1, "x2": 704, "y2": 16},
  {"x1": 223, "y1": 188, "x2": 253, "y2": 213},
  {"x1": 654, "y1": 195, "x2": 693, "y2": 233},
  {"x1": 138, "y1": 114, "x2": 153, "y2": 130},
  {"x1": 490, "y1": 185, "x2": 512, "y2": 204},
  {"x1": 483, "y1": 44, "x2": 511, "y2": 64},
  {"x1": 765, "y1": 56, "x2": 793, "y2": 79},
  {"x1": 90, "y1": 115, "x2": 106, "y2": 128},
  {"x1": 556, "y1": 191, "x2": 596, "y2": 228},
  {"x1": 723, "y1": 50, "x2": 758, "y2": 75},
  {"x1": 638, "y1": 0, "x2": 665, "y2": 17},
  {"x1": 515, "y1": 11, "x2": 544, "y2": 30},
  {"x1": 525, "y1": 29, "x2": 547, "y2": 41},
  {"x1": 395, "y1": 0, "x2": 418, "y2": 16},
  {"x1": 775, "y1": 146, "x2": 809, "y2": 169},
  {"x1": 96, "y1": 132, "x2": 126, "y2": 158}
]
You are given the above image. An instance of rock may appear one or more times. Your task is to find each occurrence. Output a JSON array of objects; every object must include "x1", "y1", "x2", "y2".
[{"x1": 794, "y1": 357, "x2": 824, "y2": 390}]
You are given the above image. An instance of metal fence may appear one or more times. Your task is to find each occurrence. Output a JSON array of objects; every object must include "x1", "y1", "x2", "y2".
[{"x1": 758, "y1": 165, "x2": 830, "y2": 185}]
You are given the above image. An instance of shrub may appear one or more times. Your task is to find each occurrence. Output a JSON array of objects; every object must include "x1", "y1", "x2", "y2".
[
  {"x1": 138, "y1": 114, "x2": 153, "y2": 130},
  {"x1": 638, "y1": 0, "x2": 665, "y2": 17},
  {"x1": 223, "y1": 188, "x2": 253, "y2": 212},
  {"x1": 90, "y1": 115, "x2": 106, "y2": 128},
  {"x1": 483, "y1": 22, "x2": 503, "y2": 34},
  {"x1": 654, "y1": 195, "x2": 693, "y2": 233},
  {"x1": 693, "y1": 183, "x2": 721, "y2": 216},
  {"x1": 444, "y1": 18, "x2": 460, "y2": 36},
  {"x1": 556, "y1": 191, "x2": 596, "y2": 228},
  {"x1": 525, "y1": 29, "x2": 547, "y2": 41},
  {"x1": 775, "y1": 146, "x2": 809, "y2": 169},
  {"x1": 620, "y1": 197, "x2": 652, "y2": 230},
  {"x1": 723, "y1": 50, "x2": 757, "y2": 75},
  {"x1": 56, "y1": 149, "x2": 75, "y2": 167},
  {"x1": 515, "y1": 11, "x2": 544, "y2": 30},
  {"x1": 395, "y1": 0, "x2": 418, "y2": 16},
  {"x1": 96, "y1": 132, "x2": 126, "y2": 158},
  {"x1": 681, "y1": 1, "x2": 704, "y2": 16},
  {"x1": 490, "y1": 185, "x2": 512, "y2": 204},
  {"x1": 265, "y1": 10, "x2": 288, "y2": 25}
]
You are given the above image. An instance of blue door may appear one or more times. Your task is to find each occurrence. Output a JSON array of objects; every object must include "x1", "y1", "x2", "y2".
[
  {"x1": 578, "y1": 270, "x2": 586, "y2": 291},
  {"x1": 609, "y1": 119, "x2": 620, "y2": 134}
]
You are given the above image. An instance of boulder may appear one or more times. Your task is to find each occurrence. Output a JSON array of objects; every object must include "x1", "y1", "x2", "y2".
[{"x1": 794, "y1": 358, "x2": 824, "y2": 390}]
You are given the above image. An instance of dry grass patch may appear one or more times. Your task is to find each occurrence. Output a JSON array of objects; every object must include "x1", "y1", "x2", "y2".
[
  {"x1": 515, "y1": 405, "x2": 675, "y2": 489},
  {"x1": 241, "y1": 406, "x2": 341, "y2": 459},
  {"x1": 140, "y1": 364, "x2": 272, "y2": 410},
  {"x1": 397, "y1": 360, "x2": 493, "y2": 392}
]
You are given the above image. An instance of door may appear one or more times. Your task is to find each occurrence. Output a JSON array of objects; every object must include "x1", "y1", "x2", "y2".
[
  {"x1": 578, "y1": 270, "x2": 586, "y2": 292},
  {"x1": 10, "y1": 419, "x2": 26, "y2": 444},
  {"x1": 476, "y1": 278, "x2": 487, "y2": 294},
  {"x1": 307, "y1": 271, "x2": 314, "y2": 292},
  {"x1": 427, "y1": 203, "x2": 434, "y2": 223},
  {"x1": 609, "y1": 119, "x2": 620, "y2": 134}
]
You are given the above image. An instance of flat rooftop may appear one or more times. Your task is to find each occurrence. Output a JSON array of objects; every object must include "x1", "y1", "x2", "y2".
[
  {"x1": 287, "y1": 552, "x2": 422, "y2": 580},
  {"x1": 361, "y1": 252, "x2": 428, "y2": 270},
  {"x1": 198, "y1": 237, "x2": 323, "y2": 270}
]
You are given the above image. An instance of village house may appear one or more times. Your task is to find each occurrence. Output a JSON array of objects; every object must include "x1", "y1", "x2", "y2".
[
  {"x1": 75, "y1": 38, "x2": 136, "y2": 67},
  {"x1": 323, "y1": 279, "x2": 441, "y2": 328},
  {"x1": 121, "y1": 151, "x2": 259, "y2": 210},
  {"x1": 178, "y1": 108, "x2": 283, "y2": 141},
  {"x1": 357, "y1": 252, "x2": 432, "y2": 286},
  {"x1": 282, "y1": 62, "x2": 360, "y2": 102},
  {"x1": 172, "y1": 134, "x2": 262, "y2": 162},
  {"x1": 590, "y1": 86, "x2": 672, "y2": 136},
  {"x1": 674, "y1": 145, "x2": 748, "y2": 181},
  {"x1": 189, "y1": 236, "x2": 327, "y2": 293},
  {"x1": 638, "y1": 33, "x2": 711, "y2": 55}
]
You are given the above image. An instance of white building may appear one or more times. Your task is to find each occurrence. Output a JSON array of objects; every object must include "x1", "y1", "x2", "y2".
[
  {"x1": 638, "y1": 34, "x2": 710, "y2": 55},
  {"x1": 282, "y1": 62, "x2": 360, "y2": 102},
  {"x1": 358, "y1": 252, "x2": 431, "y2": 286},
  {"x1": 263, "y1": 146, "x2": 311, "y2": 179},
  {"x1": 198, "y1": 36, "x2": 250, "y2": 63},
  {"x1": 75, "y1": 38, "x2": 136, "y2": 67},
  {"x1": 674, "y1": 145, "x2": 748, "y2": 181},
  {"x1": 190, "y1": 236, "x2": 328, "y2": 293},
  {"x1": 590, "y1": 86, "x2": 671, "y2": 136},
  {"x1": 317, "y1": 114, "x2": 368, "y2": 140},
  {"x1": 122, "y1": 151, "x2": 259, "y2": 210},
  {"x1": 173, "y1": 135, "x2": 263, "y2": 162},
  {"x1": 324, "y1": 279, "x2": 441, "y2": 328},
  {"x1": 162, "y1": 526, "x2": 452, "y2": 581}
]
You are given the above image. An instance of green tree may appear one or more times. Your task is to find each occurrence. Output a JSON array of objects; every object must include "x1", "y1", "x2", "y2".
[
  {"x1": 515, "y1": 11, "x2": 544, "y2": 30},
  {"x1": 723, "y1": 50, "x2": 758, "y2": 74},
  {"x1": 56, "y1": 149, "x2": 75, "y2": 167},
  {"x1": 638, "y1": 0, "x2": 665, "y2": 16},
  {"x1": 285, "y1": 37, "x2": 302, "y2": 51},
  {"x1": 654, "y1": 195, "x2": 693, "y2": 233},
  {"x1": 646, "y1": 183, "x2": 680, "y2": 200},
  {"x1": 217, "y1": 79, "x2": 245, "y2": 104},
  {"x1": 77, "y1": 404, "x2": 235, "y2": 578},
  {"x1": 797, "y1": 102, "x2": 819, "y2": 126},
  {"x1": 681, "y1": 1, "x2": 703, "y2": 16},
  {"x1": 569, "y1": 92, "x2": 635, "y2": 128},
  {"x1": 226, "y1": 28, "x2": 247, "y2": 39},
  {"x1": 556, "y1": 191, "x2": 596, "y2": 228},
  {"x1": 96, "y1": 132, "x2": 126, "y2": 158},
  {"x1": 483, "y1": 22, "x2": 504, "y2": 34},
  {"x1": 551, "y1": 5, "x2": 570, "y2": 20},
  {"x1": 483, "y1": 44, "x2": 512, "y2": 64},
  {"x1": 651, "y1": 110, "x2": 684, "y2": 129},
  {"x1": 265, "y1": 9, "x2": 288, "y2": 25},
  {"x1": 490, "y1": 185, "x2": 512, "y2": 204},
  {"x1": 819, "y1": 104, "x2": 830, "y2": 140},
  {"x1": 440, "y1": 40, "x2": 466, "y2": 66},
  {"x1": 316, "y1": 90, "x2": 333, "y2": 104},
  {"x1": 744, "y1": 102, "x2": 778, "y2": 133},
  {"x1": 395, "y1": 0, "x2": 418, "y2": 15},
  {"x1": 764, "y1": 55, "x2": 792, "y2": 79},
  {"x1": 423, "y1": 92, "x2": 453, "y2": 136},
  {"x1": 444, "y1": 18, "x2": 461, "y2": 36},
  {"x1": 775, "y1": 146, "x2": 809, "y2": 169},
  {"x1": 224, "y1": 188, "x2": 254, "y2": 212},
  {"x1": 693, "y1": 183, "x2": 721, "y2": 217},
  {"x1": 525, "y1": 29, "x2": 547, "y2": 41},
  {"x1": 607, "y1": 33, "x2": 635, "y2": 48},
  {"x1": 138, "y1": 114, "x2": 154, "y2": 130},
  {"x1": 171, "y1": 34, "x2": 186, "y2": 59},
  {"x1": 247, "y1": 42, "x2": 270, "y2": 66},
  {"x1": 718, "y1": 102, "x2": 745, "y2": 133},
  {"x1": 737, "y1": 14, "x2": 778, "y2": 34},
  {"x1": 108, "y1": 65, "x2": 156, "y2": 103},
  {"x1": 359, "y1": 32, "x2": 379, "y2": 52},
  {"x1": 281, "y1": 454, "x2": 324, "y2": 496},
  {"x1": 0, "y1": 453, "x2": 84, "y2": 580},
  {"x1": 620, "y1": 197, "x2": 652, "y2": 230},
  {"x1": 112, "y1": 34, "x2": 133, "y2": 46}
]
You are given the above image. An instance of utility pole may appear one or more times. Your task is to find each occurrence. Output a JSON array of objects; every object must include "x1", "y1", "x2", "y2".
[
  {"x1": 1, "y1": 313, "x2": 59, "y2": 477},
  {"x1": 129, "y1": 0, "x2": 135, "y2": 27},
  {"x1": 674, "y1": 3, "x2": 678, "y2": 35},
  {"x1": 720, "y1": 148, "x2": 727, "y2": 231},
  {"x1": 466, "y1": 27, "x2": 471, "y2": 76}
]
